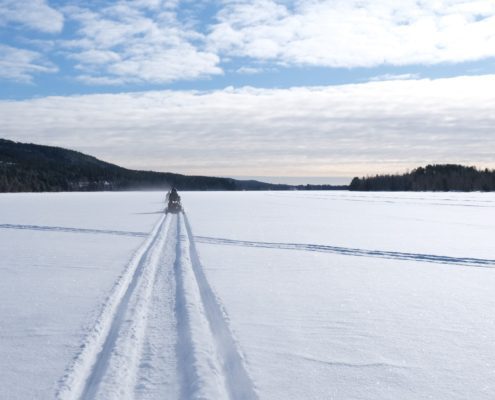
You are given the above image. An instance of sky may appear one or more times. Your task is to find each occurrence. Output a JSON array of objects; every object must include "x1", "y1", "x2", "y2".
[{"x1": 1, "y1": 0, "x2": 495, "y2": 183}]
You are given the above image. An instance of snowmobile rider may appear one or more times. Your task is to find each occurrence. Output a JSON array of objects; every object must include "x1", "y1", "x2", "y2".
[{"x1": 168, "y1": 187, "x2": 180, "y2": 204}]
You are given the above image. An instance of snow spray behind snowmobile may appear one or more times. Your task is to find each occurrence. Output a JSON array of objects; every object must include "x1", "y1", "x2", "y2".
[{"x1": 165, "y1": 187, "x2": 183, "y2": 214}]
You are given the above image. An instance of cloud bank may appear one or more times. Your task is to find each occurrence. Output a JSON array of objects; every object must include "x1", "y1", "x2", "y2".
[
  {"x1": 210, "y1": 0, "x2": 495, "y2": 68},
  {"x1": 0, "y1": 44, "x2": 58, "y2": 83},
  {"x1": 2, "y1": 0, "x2": 495, "y2": 84},
  {"x1": 0, "y1": 0, "x2": 62, "y2": 82},
  {"x1": 1, "y1": 75, "x2": 494, "y2": 177},
  {"x1": 62, "y1": 1, "x2": 222, "y2": 85},
  {"x1": 0, "y1": 0, "x2": 63, "y2": 33}
]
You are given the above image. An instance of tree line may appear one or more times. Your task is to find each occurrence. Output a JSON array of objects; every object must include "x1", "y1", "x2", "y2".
[
  {"x1": 349, "y1": 164, "x2": 495, "y2": 191},
  {"x1": 0, "y1": 139, "x2": 274, "y2": 192},
  {"x1": 0, "y1": 139, "x2": 345, "y2": 192}
]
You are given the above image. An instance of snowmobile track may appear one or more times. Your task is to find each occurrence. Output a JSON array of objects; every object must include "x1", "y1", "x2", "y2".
[
  {"x1": 195, "y1": 236, "x2": 495, "y2": 269},
  {"x1": 176, "y1": 214, "x2": 258, "y2": 399},
  {"x1": 56, "y1": 212, "x2": 256, "y2": 400},
  {"x1": 56, "y1": 214, "x2": 171, "y2": 400},
  {"x1": 0, "y1": 223, "x2": 148, "y2": 238}
]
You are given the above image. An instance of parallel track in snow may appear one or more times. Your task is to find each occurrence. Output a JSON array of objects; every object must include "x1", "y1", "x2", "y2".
[
  {"x1": 195, "y1": 236, "x2": 495, "y2": 269},
  {"x1": 176, "y1": 215, "x2": 257, "y2": 400},
  {"x1": 56, "y1": 213, "x2": 257, "y2": 400}
]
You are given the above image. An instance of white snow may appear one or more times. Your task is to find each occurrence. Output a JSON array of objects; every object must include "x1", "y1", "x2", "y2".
[
  {"x1": 184, "y1": 191, "x2": 495, "y2": 400},
  {"x1": 1, "y1": 190, "x2": 495, "y2": 399},
  {"x1": 0, "y1": 192, "x2": 162, "y2": 399}
]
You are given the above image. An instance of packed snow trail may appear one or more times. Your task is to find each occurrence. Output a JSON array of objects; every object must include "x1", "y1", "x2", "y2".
[
  {"x1": 56, "y1": 212, "x2": 257, "y2": 400},
  {"x1": 0, "y1": 223, "x2": 148, "y2": 238},
  {"x1": 195, "y1": 236, "x2": 495, "y2": 268},
  {"x1": 178, "y1": 215, "x2": 258, "y2": 400},
  {"x1": 56, "y1": 214, "x2": 169, "y2": 400}
]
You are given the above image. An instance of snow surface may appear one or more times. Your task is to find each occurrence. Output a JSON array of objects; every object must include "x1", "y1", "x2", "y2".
[
  {"x1": 1, "y1": 191, "x2": 495, "y2": 399},
  {"x1": 0, "y1": 192, "x2": 162, "y2": 399}
]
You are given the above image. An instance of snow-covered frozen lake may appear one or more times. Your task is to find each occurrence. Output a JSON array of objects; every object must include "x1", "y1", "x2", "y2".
[{"x1": 1, "y1": 191, "x2": 494, "y2": 399}]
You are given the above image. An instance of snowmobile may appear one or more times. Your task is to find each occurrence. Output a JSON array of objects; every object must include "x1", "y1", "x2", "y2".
[{"x1": 165, "y1": 188, "x2": 183, "y2": 214}]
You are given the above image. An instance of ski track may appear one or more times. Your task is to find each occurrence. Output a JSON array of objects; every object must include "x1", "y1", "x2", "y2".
[
  {"x1": 56, "y1": 212, "x2": 257, "y2": 400},
  {"x1": 195, "y1": 236, "x2": 495, "y2": 269}
]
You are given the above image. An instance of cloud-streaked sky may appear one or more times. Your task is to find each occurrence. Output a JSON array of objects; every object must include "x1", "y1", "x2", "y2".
[{"x1": 1, "y1": 0, "x2": 494, "y2": 180}]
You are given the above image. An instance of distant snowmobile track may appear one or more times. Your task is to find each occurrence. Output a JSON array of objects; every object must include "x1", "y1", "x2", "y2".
[
  {"x1": 56, "y1": 213, "x2": 257, "y2": 400},
  {"x1": 195, "y1": 236, "x2": 495, "y2": 269}
]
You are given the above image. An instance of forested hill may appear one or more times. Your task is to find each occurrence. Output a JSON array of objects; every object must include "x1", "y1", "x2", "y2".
[
  {"x1": 349, "y1": 164, "x2": 495, "y2": 192},
  {"x1": 0, "y1": 139, "x2": 294, "y2": 192}
]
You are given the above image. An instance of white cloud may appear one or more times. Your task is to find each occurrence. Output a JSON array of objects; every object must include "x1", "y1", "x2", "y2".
[
  {"x1": 236, "y1": 66, "x2": 264, "y2": 74},
  {"x1": 0, "y1": 0, "x2": 62, "y2": 83},
  {"x1": 0, "y1": 44, "x2": 57, "y2": 82},
  {"x1": 62, "y1": 2, "x2": 222, "y2": 85},
  {"x1": 70, "y1": 49, "x2": 121, "y2": 65},
  {"x1": 76, "y1": 75, "x2": 127, "y2": 86},
  {"x1": 0, "y1": 0, "x2": 63, "y2": 33},
  {"x1": 370, "y1": 73, "x2": 420, "y2": 81},
  {"x1": 1, "y1": 75, "x2": 494, "y2": 176},
  {"x1": 127, "y1": 0, "x2": 179, "y2": 10},
  {"x1": 208, "y1": 0, "x2": 495, "y2": 68},
  {"x1": 2, "y1": 1, "x2": 495, "y2": 86}
]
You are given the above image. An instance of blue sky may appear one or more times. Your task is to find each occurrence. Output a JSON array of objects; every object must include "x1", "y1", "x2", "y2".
[{"x1": 1, "y1": 0, "x2": 495, "y2": 181}]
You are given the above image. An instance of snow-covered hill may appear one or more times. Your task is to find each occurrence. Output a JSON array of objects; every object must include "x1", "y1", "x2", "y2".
[{"x1": 1, "y1": 191, "x2": 494, "y2": 399}]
